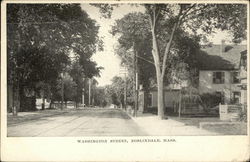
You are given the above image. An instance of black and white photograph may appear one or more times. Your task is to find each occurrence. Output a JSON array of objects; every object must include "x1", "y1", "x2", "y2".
[{"x1": 1, "y1": 0, "x2": 249, "y2": 161}]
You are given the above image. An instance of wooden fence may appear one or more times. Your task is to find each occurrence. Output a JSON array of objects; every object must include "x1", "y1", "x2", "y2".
[{"x1": 219, "y1": 104, "x2": 243, "y2": 121}]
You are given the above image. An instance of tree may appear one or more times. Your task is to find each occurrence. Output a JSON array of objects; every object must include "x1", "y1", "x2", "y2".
[
  {"x1": 112, "y1": 11, "x2": 202, "y2": 115},
  {"x1": 104, "y1": 77, "x2": 124, "y2": 107},
  {"x1": 93, "y1": 87, "x2": 108, "y2": 107},
  {"x1": 98, "y1": 4, "x2": 247, "y2": 119},
  {"x1": 63, "y1": 74, "x2": 77, "y2": 105},
  {"x1": 102, "y1": 76, "x2": 134, "y2": 107},
  {"x1": 112, "y1": 13, "x2": 155, "y2": 110},
  {"x1": 7, "y1": 4, "x2": 103, "y2": 112},
  {"x1": 144, "y1": 4, "x2": 247, "y2": 118}
]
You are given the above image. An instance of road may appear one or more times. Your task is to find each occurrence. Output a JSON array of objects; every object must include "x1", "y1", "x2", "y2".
[{"x1": 7, "y1": 108, "x2": 146, "y2": 137}]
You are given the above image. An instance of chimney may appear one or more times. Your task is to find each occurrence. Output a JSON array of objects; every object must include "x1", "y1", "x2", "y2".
[{"x1": 221, "y1": 39, "x2": 226, "y2": 53}]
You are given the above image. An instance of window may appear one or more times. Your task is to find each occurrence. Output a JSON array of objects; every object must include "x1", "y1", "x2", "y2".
[
  {"x1": 215, "y1": 91, "x2": 225, "y2": 104},
  {"x1": 240, "y1": 52, "x2": 247, "y2": 70},
  {"x1": 213, "y1": 72, "x2": 225, "y2": 84},
  {"x1": 231, "y1": 71, "x2": 240, "y2": 84},
  {"x1": 148, "y1": 93, "x2": 153, "y2": 107},
  {"x1": 232, "y1": 92, "x2": 241, "y2": 104}
]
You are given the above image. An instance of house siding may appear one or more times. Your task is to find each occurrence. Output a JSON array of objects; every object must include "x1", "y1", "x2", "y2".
[
  {"x1": 199, "y1": 70, "x2": 241, "y2": 104},
  {"x1": 138, "y1": 89, "x2": 180, "y2": 112},
  {"x1": 149, "y1": 90, "x2": 180, "y2": 108}
]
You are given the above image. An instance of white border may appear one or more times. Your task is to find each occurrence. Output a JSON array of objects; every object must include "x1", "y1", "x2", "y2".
[{"x1": 1, "y1": 1, "x2": 250, "y2": 161}]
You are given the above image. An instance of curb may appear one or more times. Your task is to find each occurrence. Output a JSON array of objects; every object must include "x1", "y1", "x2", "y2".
[{"x1": 122, "y1": 109, "x2": 134, "y2": 119}]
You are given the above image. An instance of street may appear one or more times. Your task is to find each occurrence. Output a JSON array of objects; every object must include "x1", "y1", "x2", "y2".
[{"x1": 7, "y1": 108, "x2": 146, "y2": 137}]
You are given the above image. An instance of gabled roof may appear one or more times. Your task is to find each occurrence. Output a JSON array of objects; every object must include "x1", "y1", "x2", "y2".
[{"x1": 198, "y1": 44, "x2": 247, "y2": 70}]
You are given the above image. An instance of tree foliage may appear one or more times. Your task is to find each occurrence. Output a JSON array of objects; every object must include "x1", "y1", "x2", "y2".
[
  {"x1": 145, "y1": 3, "x2": 247, "y2": 118},
  {"x1": 99, "y1": 76, "x2": 134, "y2": 107},
  {"x1": 7, "y1": 4, "x2": 103, "y2": 111},
  {"x1": 112, "y1": 13, "x2": 155, "y2": 90},
  {"x1": 96, "y1": 3, "x2": 247, "y2": 118}
]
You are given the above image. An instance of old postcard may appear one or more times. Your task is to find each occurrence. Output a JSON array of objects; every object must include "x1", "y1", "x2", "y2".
[{"x1": 1, "y1": 0, "x2": 249, "y2": 161}]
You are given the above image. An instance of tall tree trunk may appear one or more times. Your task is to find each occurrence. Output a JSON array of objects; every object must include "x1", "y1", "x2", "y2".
[
  {"x1": 19, "y1": 86, "x2": 25, "y2": 112},
  {"x1": 42, "y1": 89, "x2": 45, "y2": 110},
  {"x1": 65, "y1": 101, "x2": 67, "y2": 108},
  {"x1": 13, "y1": 85, "x2": 20, "y2": 115},
  {"x1": 156, "y1": 68, "x2": 165, "y2": 119},
  {"x1": 19, "y1": 87, "x2": 36, "y2": 112},
  {"x1": 148, "y1": 5, "x2": 181, "y2": 119},
  {"x1": 49, "y1": 99, "x2": 54, "y2": 109},
  {"x1": 144, "y1": 88, "x2": 149, "y2": 113},
  {"x1": 152, "y1": 29, "x2": 165, "y2": 119},
  {"x1": 42, "y1": 97, "x2": 45, "y2": 110}
]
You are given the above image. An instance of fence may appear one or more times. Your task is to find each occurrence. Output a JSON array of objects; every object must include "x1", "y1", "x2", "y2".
[
  {"x1": 173, "y1": 101, "x2": 201, "y2": 116},
  {"x1": 219, "y1": 104, "x2": 243, "y2": 121},
  {"x1": 48, "y1": 102, "x2": 77, "y2": 109}
]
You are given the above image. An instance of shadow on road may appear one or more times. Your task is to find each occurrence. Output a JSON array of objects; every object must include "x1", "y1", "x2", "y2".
[{"x1": 7, "y1": 108, "x2": 131, "y2": 126}]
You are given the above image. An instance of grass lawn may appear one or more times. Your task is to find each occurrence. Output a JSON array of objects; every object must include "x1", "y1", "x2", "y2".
[
  {"x1": 170, "y1": 116, "x2": 247, "y2": 135},
  {"x1": 202, "y1": 123, "x2": 247, "y2": 135}
]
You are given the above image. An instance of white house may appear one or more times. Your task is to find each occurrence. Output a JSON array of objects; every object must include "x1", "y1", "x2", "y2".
[
  {"x1": 138, "y1": 43, "x2": 247, "y2": 114},
  {"x1": 198, "y1": 43, "x2": 247, "y2": 105},
  {"x1": 139, "y1": 87, "x2": 180, "y2": 112},
  {"x1": 239, "y1": 50, "x2": 247, "y2": 105}
]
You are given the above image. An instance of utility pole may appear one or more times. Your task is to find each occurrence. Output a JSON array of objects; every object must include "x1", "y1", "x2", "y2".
[
  {"x1": 82, "y1": 87, "x2": 85, "y2": 107},
  {"x1": 61, "y1": 72, "x2": 64, "y2": 110},
  {"x1": 133, "y1": 42, "x2": 138, "y2": 117},
  {"x1": 124, "y1": 67, "x2": 127, "y2": 110},
  {"x1": 88, "y1": 78, "x2": 91, "y2": 106},
  {"x1": 119, "y1": 65, "x2": 128, "y2": 110}
]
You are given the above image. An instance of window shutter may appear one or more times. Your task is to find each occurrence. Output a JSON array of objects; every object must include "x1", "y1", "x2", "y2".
[
  {"x1": 213, "y1": 72, "x2": 216, "y2": 83},
  {"x1": 230, "y1": 72, "x2": 233, "y2": 83},
  {"x1": 221, "y1": 72, "x2": 225, "y2": 83}
]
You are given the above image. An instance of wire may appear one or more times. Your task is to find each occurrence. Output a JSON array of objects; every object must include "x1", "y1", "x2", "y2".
[
  {"x1": 135, "y1": 54, "x2": 155, "y2": 65},
  {"x1": 7, "y1": 20, "x2": 83, "y2": 25}
]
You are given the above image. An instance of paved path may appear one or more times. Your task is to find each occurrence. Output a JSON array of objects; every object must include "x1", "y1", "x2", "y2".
[
  {"x1": 7, "y1": 108, "x2": 146, "y2": 137},
  {"x1": 131, "y1": 114, "x2": 219, "y2": 136}
]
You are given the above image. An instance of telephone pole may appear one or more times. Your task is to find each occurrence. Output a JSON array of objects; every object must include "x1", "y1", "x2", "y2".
[
  {"x1": 133, "y1": 42, "x2": 138, "y2": 117},
  {"x1": 61, "y1": 72, "x2": 64, "y2": 110},
  {"x1": 82, "y1": 87, "x2": 85, "y2": 107},
  {"x1": 124, "y1": 67, "x2": 127, "y2": 110},
  {"x1": 88, "y1": 78, "x2": 91, "y2": 106},
  {"x1": 119, "y1": 65, "x2": 128, "y2": 110}
]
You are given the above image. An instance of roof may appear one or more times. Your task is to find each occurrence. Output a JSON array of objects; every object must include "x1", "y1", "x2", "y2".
[{"x1": 198, "y1": 44, "x2": 247, "y2": 70}]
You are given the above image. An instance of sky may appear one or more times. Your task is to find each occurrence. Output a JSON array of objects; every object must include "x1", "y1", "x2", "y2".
[
  {"x1": 80, "y1": 4, "x2": 145, "y2": 86},
  {"x1": 80, "y1": 4, "x2": 246, "y2": 87}
]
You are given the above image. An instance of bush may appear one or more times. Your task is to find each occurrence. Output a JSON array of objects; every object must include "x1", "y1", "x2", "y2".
[
  {"x1": 239, "y1": 105, "x2": 247, "y2": 122},
  {"x1": 200, "y1": 93, "x2": 222, "y2": 108},
  {"x1": 200, "y1": 93, "x2": 222, "y2": 113}
]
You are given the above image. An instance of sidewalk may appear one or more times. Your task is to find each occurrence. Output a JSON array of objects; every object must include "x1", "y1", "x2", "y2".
[{"x1": 128, "y1": 112, "x2": 219, "y2": 136}]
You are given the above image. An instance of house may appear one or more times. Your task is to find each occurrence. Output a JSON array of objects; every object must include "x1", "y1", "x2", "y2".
[
  {"x1": 239, "y1": 50, "x2": 247, "y2": 105},
  {"x1": 36, "y1": 98, "x2": 51, "y2": 109},
  {"x1": 138, "y1": 42, "x2": 247, "y2": 115},
  {"x1": 198, "y1": 42, "x2": 247, "y2": 105},
  {"x1": 138, "y1": 84, "x2": 184, "y2": 113}
]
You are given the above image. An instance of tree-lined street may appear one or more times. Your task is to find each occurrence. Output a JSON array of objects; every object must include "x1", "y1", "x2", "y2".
[
  {"x1": 5, "y1": 3, "x2": 247, "y2": 136},
  {"x1": 2, "y1": 2, "x2": 249, "y2": 162},
  {"x1": 8, "y1": 108, "x2": 228, "y2": 136},
  {"x1": 8, "y1": 108, "x2": 146, "y2": 136}
]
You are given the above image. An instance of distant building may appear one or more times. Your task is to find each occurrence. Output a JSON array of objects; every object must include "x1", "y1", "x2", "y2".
[
  {"x1": 138, "y1": 87, "x2": 178, "y2": 112},
  {"x1": 138, "y1": 83, "x2": 187, "y2": 113},
  {"x1": 198, "y1": 42, "x2": 247, "y2": 105}
]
